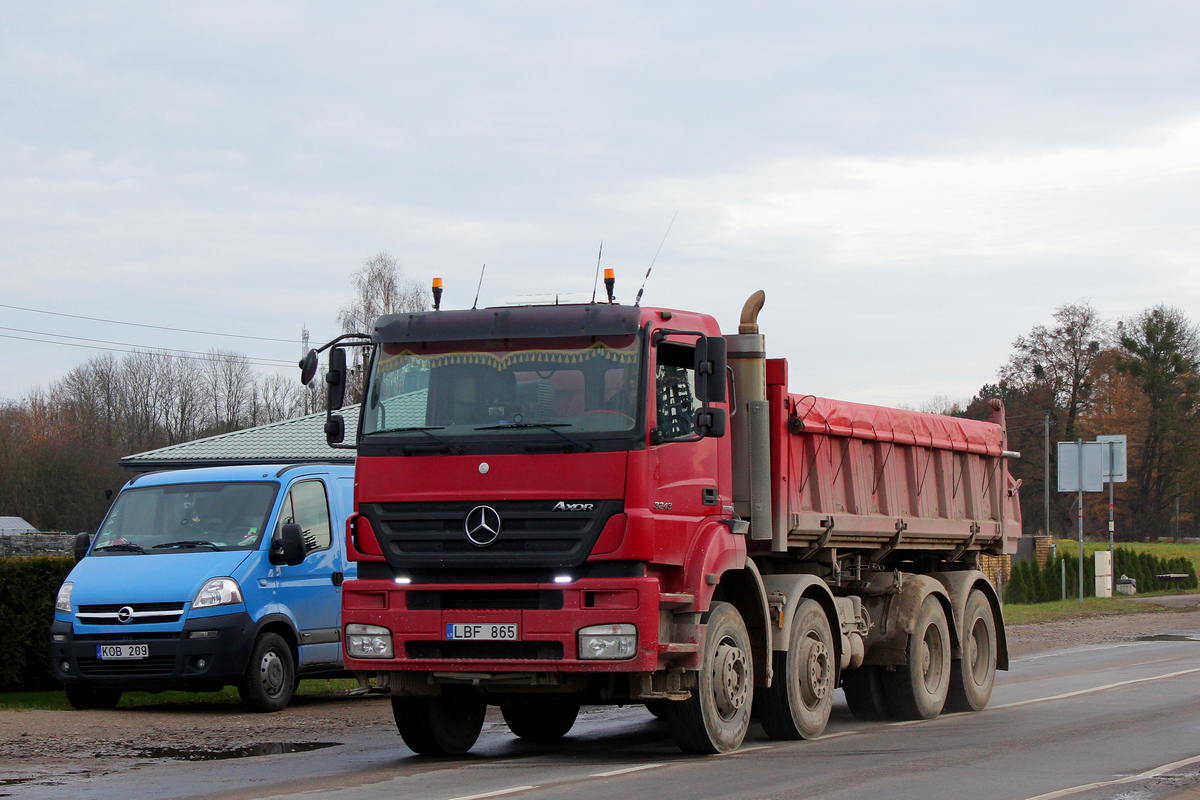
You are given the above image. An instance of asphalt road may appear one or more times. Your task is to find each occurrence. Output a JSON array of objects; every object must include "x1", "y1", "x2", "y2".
[{"x1": 16, "y1": 634, "x2": 1200, "y2": 800}]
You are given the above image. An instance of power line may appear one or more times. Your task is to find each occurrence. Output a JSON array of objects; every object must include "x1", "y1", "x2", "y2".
[
  {"x1": 0, "y1": 302, "x2": 299, "y2": 344},
  {"x1": 0, "y1": 333, "x2": 296, "y2": 369},
  {"x1": 0, "y1": 325, "x2": 295, "y2": 366}
]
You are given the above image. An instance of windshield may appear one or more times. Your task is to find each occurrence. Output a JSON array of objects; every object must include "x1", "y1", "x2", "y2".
[
  {"x1": 362, "y1": 333, "x2": 642, "y2": 441},
  {"x1": 92, "y1": 482, "x2": 279, "y2": 553}
]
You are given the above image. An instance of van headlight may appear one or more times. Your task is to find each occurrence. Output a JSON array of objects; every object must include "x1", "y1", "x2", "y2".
[
  {"x1": 55, "y1": 582, "x2": 74, "y2": 613},
  {"x1": 346, "y1": 624, "x2": 394, "y2": 658},
  {"x1": 578, "y1": 624, "x2": 637, "y2": 659},
  {"x1": 192, "y1": 578, "x2": 243, "y2": 609}
]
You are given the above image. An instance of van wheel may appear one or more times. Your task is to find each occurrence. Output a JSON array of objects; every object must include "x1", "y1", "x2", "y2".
[
  {"x1": 501, "y1": 697, "x2": 580, "y2": 741},
  {"x1": 841, "y1": 665, "x2": 892, "y2": 720},
  {"x1": 882, "y1": 595, "x2": 950, "y2": 720},
  {"x1": 756, "y1": 599, "x2": 834, "y2": 739},
  {"x1": 393, "y1": 691, "x2": 486, "y2": 756},
  {"x1": 666, "y1": 601, "x2": 753, "y2": 754},
  {"x1": 65, "y1": 684, "x2": 122, "y2": 709},
  {"x1": 238, "y1": 632, "x2": 295, "y2": 712},
  {"x1": 945, "y1": 589, "x2": 997, "y2": 712}
]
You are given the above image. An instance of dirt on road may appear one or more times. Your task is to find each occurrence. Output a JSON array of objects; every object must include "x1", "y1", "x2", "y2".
[{"x1": 4, "y1": 595, "x2": 1200, "y2": 791}]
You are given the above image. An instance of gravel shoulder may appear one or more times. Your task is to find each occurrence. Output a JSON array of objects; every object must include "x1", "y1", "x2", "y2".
[{"x1": 5, "y1": 595, "x2": 1200, "y2": 790}]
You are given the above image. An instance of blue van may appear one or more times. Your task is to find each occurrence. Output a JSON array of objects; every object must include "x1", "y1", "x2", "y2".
[{"x1": 50, "y1": 463, "x2": 356, "y2": 712}]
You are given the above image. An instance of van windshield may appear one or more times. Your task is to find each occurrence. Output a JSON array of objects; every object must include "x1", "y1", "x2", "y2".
[{"x1": 93, "y1": 482, "x2": 279, "y2": 554}]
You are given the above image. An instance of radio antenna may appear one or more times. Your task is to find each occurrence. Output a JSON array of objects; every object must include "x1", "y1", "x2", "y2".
[
  {"x1": 590, "y1": 241, "x2": 604, "y2": 304},
  {"x1": 472, "y1": 263, "x2": 487, "y2": 310},
  {"x1": 634, "y1": 212, "x2": 676, "y2": 306}
]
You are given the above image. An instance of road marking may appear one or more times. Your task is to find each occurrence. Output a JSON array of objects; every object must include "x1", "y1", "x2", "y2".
[
  {"x1": 991, "y1": 667, "x2": 1200, "y2": 710},
  {"x1": 1019, "y1": 752, "x2": 1200, "y2": 800},
  {"x1": 444, "y1": 787, "x2": 538, "y2": 800},
  {"x1": 591, "y1": 764, "x2": 667, "y2": 777}
]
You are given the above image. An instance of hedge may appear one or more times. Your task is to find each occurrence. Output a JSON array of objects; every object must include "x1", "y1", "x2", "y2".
[
  {"x1": 0, "y1": 556, "x2": 74, "y2": 691},
  {"x1": 1006, "y1": 546, "x2": 1199, "y2": 604}
]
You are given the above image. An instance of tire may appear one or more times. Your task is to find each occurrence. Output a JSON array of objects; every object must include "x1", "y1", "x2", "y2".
[
  {"x1": 841, "y1": 665, "x2": 892, "y2": 721},
  {"x1": 882, "y1": 595, "x2": 951, "y2": 720},
  {"x1": 64, "y1": 684, "x2": 122, "y2": 710},
  {"x1": 392, "y1": 691, "x2": 487, "y2": 756},
  {"x1": 501, "y1": 697, "x2": 580, "y2": 741},
  {"x1": 666, "y1": 601, "x2": 754, "y2": 754},
  {"x1": 756, "y1": 599, "x2": 835, "y2": 739},
  {"x1": 945, "y1": 589, "x2": 997, "y2": 713},
  {"x1": 238, "y1": 632, "x2": 295, "y2": 713}
]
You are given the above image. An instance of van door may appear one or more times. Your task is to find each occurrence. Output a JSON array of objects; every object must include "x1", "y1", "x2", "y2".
[{"x1": 272, "y1": 478, "x2": 343, "y2": 668}]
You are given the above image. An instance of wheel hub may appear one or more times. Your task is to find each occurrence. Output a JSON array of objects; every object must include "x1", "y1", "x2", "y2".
[
  {"x1": 713, "y1": 642, "x2": 749, "y2": 717},
  {"x1": 260, "y1": 651, "x2": 284, "y2": 695},
  {"x1": 802, "y1": 638, "x2": 832, "y2": 702}
]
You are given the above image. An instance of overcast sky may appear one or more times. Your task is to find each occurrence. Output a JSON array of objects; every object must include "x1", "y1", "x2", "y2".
[{"x1": 3, "y1": 2, "x2": 1200, "y2": 407}]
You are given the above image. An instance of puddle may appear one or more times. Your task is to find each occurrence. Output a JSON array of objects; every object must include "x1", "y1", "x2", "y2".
[
  {"x1": 1134, "y1": 634, "x2": 1200, "y2": 642},
  {"x1": 130, "y1": 742, "x2": 340, "y2": 761}
]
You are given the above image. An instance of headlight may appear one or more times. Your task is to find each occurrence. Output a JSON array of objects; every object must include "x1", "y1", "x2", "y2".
[
  {"x1": 346, "y1": 623, "x2": 394, "y2": 658},
  {"x1": 191, "y1": 578, "x2": 243, "y2": 609},
  {"x1": 55, "y1": 582, "x2": 74, "y2": 613},
  {"x1": 578, "y1": 623, "x2": 637, "y2": 660}
]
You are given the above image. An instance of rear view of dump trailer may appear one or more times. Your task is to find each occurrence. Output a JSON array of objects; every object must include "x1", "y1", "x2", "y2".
[{"x1": 315, "y1": 284, "x2": 1021, "y2": 755}]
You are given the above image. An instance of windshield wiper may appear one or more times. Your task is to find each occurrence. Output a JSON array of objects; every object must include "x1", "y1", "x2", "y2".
[
  {"x1": 475, "y1": 422, "x2": 592, "y2": 452},
  {"x1": 93, "y1": 542, "x2": 148, "y2": 554},
  {"x1": 152, "y1": 540, "x2": 221, "y2": 551}
]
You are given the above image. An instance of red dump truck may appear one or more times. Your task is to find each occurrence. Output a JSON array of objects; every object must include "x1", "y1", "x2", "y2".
[{"x1": 301, "y1": 285, "x2": 1021, "y2": 755}]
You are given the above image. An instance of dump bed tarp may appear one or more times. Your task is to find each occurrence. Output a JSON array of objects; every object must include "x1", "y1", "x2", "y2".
[{"x1": 789, "y1": 395, "x2": 1004, "y2": 457}]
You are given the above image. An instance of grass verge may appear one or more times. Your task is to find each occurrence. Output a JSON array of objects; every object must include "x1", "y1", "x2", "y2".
[
  {"x1": 0, "y1": 678, "x2": 362, "y2": 711},
  {"x1": 1002, "y1": 594, "x2": 1184, "y2": 624}
]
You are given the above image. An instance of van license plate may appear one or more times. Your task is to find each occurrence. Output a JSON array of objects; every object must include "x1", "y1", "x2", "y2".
[
  {"x1": 446, "y1": 623, "x2": 518, "y2": 640},
  {"x1": 96, "y1": 644, "x2": 149, "y2": 660}
]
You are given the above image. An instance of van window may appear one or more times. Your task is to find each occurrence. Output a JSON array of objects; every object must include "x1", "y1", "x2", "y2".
[{"x1": 277, "y1": 480, "x2": 332, "y2": 553}]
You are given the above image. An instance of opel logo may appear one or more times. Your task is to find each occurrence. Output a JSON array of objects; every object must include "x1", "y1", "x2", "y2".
[
  {"x1": 117, "y1": 606, "x2": 134, "y2": 624},
  {"x1": 464, "y1": 505, "x2": 502, "y2": 547}
]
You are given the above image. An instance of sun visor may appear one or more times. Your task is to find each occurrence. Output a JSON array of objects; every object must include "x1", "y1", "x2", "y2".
[{"x1": 372, "y1": 304, "x2": 643, "y2": 343}]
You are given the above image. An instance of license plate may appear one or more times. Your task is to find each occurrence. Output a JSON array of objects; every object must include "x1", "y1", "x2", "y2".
[
  {"x1": 96, "y1": 644, "x2": 149, "y2": 660},
  {"x1": 446, "y1": 623, "x2": 518, "y2": 640}
]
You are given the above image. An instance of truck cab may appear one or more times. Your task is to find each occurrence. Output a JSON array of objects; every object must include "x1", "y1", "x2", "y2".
[{"x1": 50, "y1": 463, "x2": 356, "y2": 711}]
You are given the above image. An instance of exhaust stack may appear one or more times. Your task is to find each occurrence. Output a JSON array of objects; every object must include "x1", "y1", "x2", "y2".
[{"x1": 726, "y1": 291, "x2": 774, "y2": 546}]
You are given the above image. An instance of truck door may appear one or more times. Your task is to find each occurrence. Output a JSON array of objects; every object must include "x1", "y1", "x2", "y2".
[{"x1": 272, "y1": 478, "x2": 343, "y2": 668}]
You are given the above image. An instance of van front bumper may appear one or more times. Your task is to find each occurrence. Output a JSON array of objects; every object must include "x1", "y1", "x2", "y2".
[{"x1": 50, "y1": 611, "x2": 257, "y2": 691}]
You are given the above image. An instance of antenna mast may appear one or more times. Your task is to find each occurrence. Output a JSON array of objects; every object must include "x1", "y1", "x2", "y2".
[
  {"x1": 472, "y1": 264, "x2": 487, "y2": 310},
  {"x1": 590, "y1": 241, "x2": 604, "y2": 303},
  {"x1": 635, "y1": 211, "x2": 677, "y2": 306}
]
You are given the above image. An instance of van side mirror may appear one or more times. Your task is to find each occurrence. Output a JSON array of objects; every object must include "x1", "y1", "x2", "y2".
[
  {"x1": 270, "y1": 523, "x2": 306, "y2": 566},
  {"x1": 694, "y1": 336, "x2": 727, "y2": 403},
  {"x1": 74, "y1": 532, "x2": 92, "y2": 563},
  {"x1": 326, "y1": 347, "x2": 347, "y2": 411}
]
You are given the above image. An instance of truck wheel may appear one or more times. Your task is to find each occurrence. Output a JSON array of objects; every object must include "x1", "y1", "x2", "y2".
[
  {"x1": 666, "y1": 601, "x2": 753, "y2": 754},
  {"x1": 501, "y1": 697, "x2": 580, "y2": 741},
  {"x1": 238, "y1": 632, "x2": 295, "y2": 712},
  {"x1": 841, "y1": 665, "x2": 892, "y2": 721},
  {"x1": 882, "y1": 595, "x2": 950, "y2": 720},
  {"x1": 945, "y1": 589, "x2": 997, "y2": 712},
  {"x1": 64, "y1": 684, "x2": 122, "y2": 709},
  {"x1": 756, "y1": 599, "x2": 834, "y2": 739},
  {"x1": 392, "y1": 691, "x2": 487, "y2": 756}
]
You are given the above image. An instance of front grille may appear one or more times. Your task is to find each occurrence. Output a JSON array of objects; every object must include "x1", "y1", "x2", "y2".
[
  {"x1": 73, "y1": 632, "x2": 179, "y2": 642},
  {"x1": 76, "y1": 602, "x2": 185, "y2": 625},
  {"x1": 361, "y1": 500, "x2": 622, "y2": 570},
  {"x1": 77, "y1": 655, "x2": 177, "y2": 677},
  {"x1": 406, "y1": 641, "x2": 564, "y2": 660},
  {"x1": 407, "y1": 589, "x2": 563, "y2": 610}
]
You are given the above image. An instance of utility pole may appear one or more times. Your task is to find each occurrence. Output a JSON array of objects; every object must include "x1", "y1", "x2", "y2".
[
  {"x1": 1077, "y1": 438, "x2": 1084, "y2": 604},
  {"x1": 1044, "y1": 412, "x2": 1051, "y2": 538}
]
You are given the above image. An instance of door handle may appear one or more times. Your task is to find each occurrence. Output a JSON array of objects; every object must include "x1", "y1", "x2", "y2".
[{"x1": 331, "y1": 571, "x2": 344, "y2": 586}]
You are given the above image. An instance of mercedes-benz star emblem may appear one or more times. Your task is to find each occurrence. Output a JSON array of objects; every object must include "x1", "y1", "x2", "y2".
[
  {"x1": 117, "y1": 606, "x2": 134, "y2": 624},
  {"x1": 464, "y1": 505, "x2": 502, "y2": 547}
]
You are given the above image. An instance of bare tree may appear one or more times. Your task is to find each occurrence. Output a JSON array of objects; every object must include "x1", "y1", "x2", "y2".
[
  {"x1": 337, "y1": 252, "x2": 429, "y2": 401},
  {"x1": 203, "y1": 349, "x2": 254, "y2": 434}
]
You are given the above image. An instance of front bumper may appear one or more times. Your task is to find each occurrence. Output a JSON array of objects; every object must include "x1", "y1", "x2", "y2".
[
  {"x1": 50, "y1": 611, "x2": 256, "y2": 691},
  {"x1": 343, "y1": 576, "x2": 664, "y2": 674}
]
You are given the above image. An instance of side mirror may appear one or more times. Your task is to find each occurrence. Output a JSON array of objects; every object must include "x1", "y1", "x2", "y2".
[
  {"x1": 695, "y1": 407, "x2": 727, "y2": 438},
  {"x1": 270, "y1": 523, "x2": 306, "y2": 566},
  {"x1": 74, "y1": 532, "x2": 92, "y2": 563},
  {"x1": 299, "y1": 349, "x2": 319, "y2": 386},
  {"x1": 694, "y1": 336, "x2": 727, "y2": 403},
  {"x1": 324, "y1": 414, "x2": 345, "y2": 445},
  {"x1": 326, "y1": 348, "x2": 347, "y2": 411}
]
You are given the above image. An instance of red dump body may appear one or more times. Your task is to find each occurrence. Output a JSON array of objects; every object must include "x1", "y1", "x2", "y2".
[{"x1": 766, "y1": 359, "x2": 1021, "y2": 555}]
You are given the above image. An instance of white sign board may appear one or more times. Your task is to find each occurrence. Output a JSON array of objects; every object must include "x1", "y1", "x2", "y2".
[
  {"x1": 1058, "y1": 441, "x2": 1104, "y2": 493},
  {"x1": 1094, "y1": 434, "x2": 1127, "y2": 483}
]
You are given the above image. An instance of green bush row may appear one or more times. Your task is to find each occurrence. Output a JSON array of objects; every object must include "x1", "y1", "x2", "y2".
[
  {"x1": 0, "y1": 556, "x2": 74, "y2": 691},
  {"x1": 1007, "y1": 546, "x2": 1199, "y2": 604}
]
